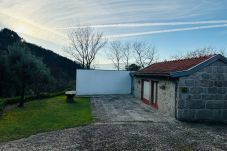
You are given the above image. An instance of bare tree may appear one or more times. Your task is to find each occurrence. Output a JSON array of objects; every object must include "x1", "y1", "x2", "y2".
[
  {"x1": 107, "y1": 41, "x2": 124, "y2": 71},
  {"x1": 122, "y1": 42, "x2": 131, "y2": 70},
  {"x1": 173, "y1": 47, "x2": 226, "y2": 59},
  {"x1": 66, "y1": 27, "x2": 107, "y2": 69},
  {"x1": 133, "y1": 41, "x2": 157, "y2": 68}
]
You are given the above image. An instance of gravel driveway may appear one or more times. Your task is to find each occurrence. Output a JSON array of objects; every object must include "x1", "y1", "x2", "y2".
[{"x1": 0, "y1": 95, "x2": 226, "y2": 151}]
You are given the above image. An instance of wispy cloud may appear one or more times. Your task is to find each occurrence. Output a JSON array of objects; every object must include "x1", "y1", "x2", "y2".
[
  {"x1": 107, "y1": 24, "x2": 227, "y2": 39},
  {"x1": 54, "y1": 20, "x2": 227, "y2": 29},
  {"x1": 0, "y1": 0, "x2": 227, "y2": 62},
  {"x1": 0, "y1": 11, "x2": 67, "y2": 39}
]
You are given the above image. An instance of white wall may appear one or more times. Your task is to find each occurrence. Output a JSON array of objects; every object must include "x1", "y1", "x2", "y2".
[{"x1": 76, "y1": 70, "x2": 131, "y2": 95}]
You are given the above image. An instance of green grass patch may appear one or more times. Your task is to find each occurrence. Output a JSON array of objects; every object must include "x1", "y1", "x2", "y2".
[
  {"x1": 0, "y1": 95, "x2": 92, "y2": 142},
  {"x1": 178, "y1": 144, "x2": 194, "y2": 151}
]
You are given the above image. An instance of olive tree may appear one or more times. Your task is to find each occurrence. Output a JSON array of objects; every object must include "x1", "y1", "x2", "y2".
[
  {"x1": 0, "y1": 49, "x2": 10, "y2": 97},
  {"x1": 8, "y1": 43, "x2": 52, "y2": 107}
]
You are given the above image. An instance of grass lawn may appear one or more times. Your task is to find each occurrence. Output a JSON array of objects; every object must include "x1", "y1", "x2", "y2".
[{"x1": 0, "y1": 95, "x2": 92, "y2": 142}]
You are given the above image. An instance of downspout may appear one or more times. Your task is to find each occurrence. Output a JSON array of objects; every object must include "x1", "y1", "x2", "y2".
[
  {"x1": 130, "y1": 72, "x2": 134, "y2": 95},
  {"x1": 75, "y1": 69, "x2": 77, "y2": 91}
]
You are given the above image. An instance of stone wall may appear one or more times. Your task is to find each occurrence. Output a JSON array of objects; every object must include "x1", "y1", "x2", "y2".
[
  {"x1": 158, "y1": 80, "x2": 176, "y2": 117},
  {"x1": 133, "y1": 77, "x2": 176, "y2": 117},
  {"x1": 133, "y1": 77, "x2": 142, "y2": 99},
  {"x1": 177, "y1": 60, "x2": 227, "y2": 123}
]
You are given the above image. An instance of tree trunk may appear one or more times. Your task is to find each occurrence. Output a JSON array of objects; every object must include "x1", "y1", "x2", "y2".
[
  {"x1": 0, "y1": 107, "x2": 3, "y2": 116},
  {"x1": 36, "y1": 92, "x2": 40, "y2": 98},
  {"x1": 18, "y1": 96, "x2": 24, "y2": 107},
  {"x1": 86, "y1": 64, "x2": 90, "y2": 69},
  {"x1": 18, "y1": 84, "x2": 25, "y2": 107}
]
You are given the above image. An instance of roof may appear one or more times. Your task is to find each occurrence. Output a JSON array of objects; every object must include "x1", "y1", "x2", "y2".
[{"x1": 135, "y1": 54, "x2": 227, "y2": 78}]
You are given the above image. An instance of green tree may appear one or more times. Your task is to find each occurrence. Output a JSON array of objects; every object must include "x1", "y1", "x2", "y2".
[
  {"x1": 31, "y1": 63, "x2": 53, "y2": 97},
  {"x1": 0, "y1": 49, "x2": 10, "y2": 96},
  {"x1": 126, "y1": 64, "x2": 141, "y2": 71},
  {"x1": 8, "y1": 43, "x2": 52, "y2": 107}
]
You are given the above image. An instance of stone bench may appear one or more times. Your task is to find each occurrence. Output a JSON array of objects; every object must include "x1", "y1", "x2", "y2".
[{"x1": 65, "y1": 91, "x2": 76, "y2": 103}]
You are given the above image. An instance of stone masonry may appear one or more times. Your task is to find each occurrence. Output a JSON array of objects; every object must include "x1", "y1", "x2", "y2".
[
  {"x1": 177, "y1": 60, "x2": 227, "y2": 123},
  {"x1": 133, "y1": 78, "x2": 142, "y2": 99},
  {"x1": 133, "y1": 77, "x2": 176, "y2": 117}
]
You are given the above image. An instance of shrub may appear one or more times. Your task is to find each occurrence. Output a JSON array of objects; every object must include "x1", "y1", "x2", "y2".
[
  {"x1": 3, "y1": 96, "x2": 21, "y2": 105},
  {"x1": 0, "y1": 100, "x2": 5, "y2": 116},
  {"x1": 0, "y1": 91, "x2": 65, "y2": 115}
]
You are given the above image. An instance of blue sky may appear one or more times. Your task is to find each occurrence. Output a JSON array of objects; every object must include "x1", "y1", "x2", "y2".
[{"x1": 0, "y1": 0, "x2": 227, "y2": 64}]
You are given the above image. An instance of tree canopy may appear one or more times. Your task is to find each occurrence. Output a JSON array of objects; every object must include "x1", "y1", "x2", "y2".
[
  {"x1": 125, "y1": 64, "x2": 141, "y2": 71},
  {"x1": 0, "y1": 28, "x2": 83, "y2": 93},
  {"x1": 6, "y1": 43, "x2": 53, "y2": 107},
  {"x1": 66, "y1": 27, "x2": 107, "y2": 69}
]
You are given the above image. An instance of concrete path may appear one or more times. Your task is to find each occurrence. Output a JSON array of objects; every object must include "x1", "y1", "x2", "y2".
[
  {"x1": 0, "y1": 95, "x2": 226, "y2": 151},
  {"x1": 91, "y1": 95, "x2": 174, "y2": 123}
]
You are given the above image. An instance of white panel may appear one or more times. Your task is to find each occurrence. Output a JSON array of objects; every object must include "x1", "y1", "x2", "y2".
[
  {"x1": 76, "y1": 70, "x2": 131, "y2": 95},
  {"x1": 143, "y1": 81, "x2": 150, "y2": 101}
]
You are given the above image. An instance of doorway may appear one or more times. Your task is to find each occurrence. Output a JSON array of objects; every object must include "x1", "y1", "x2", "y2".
[{"x1": 141, "y1": 79, "x2": 158, "y2": 108}]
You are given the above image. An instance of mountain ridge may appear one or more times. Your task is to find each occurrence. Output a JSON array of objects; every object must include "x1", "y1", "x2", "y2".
[{"x1": 0, "y1": 28, "x2": 83, "y2": 89}]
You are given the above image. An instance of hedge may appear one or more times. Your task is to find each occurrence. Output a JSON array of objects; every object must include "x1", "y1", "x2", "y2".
[
  {"x1": 0, "y1": 100, "x2": 4, "y2": 115},
  {"x1": 0, "y1": 91, "x2": 65, "y2": 114}
]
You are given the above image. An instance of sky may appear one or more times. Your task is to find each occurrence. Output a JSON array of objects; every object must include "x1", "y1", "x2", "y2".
[{"x1": 0, "y1": 0, "x2": 227, "y2": 67}]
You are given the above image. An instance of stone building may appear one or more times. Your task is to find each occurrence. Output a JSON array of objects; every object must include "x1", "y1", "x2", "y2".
[{"x1": 133, "y1": 54, "x2": 227, "y2": 123}]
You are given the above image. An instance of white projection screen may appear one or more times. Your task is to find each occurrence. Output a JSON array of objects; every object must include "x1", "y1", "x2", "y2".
[{"x1": 76, "y1": 70, "x2": 131, "y2": 95}]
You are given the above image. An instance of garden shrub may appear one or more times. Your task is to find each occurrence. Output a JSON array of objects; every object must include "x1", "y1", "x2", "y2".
[
  {"x1": 0, "y1": 100, "x2": 5, "y2": 116},
  {"x1": 0, "y1": 91, "x2": 65, "y2": 115}
]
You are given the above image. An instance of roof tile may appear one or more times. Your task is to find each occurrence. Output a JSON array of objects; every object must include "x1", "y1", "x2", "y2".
[{"x1": 137, "y1": 55, "x2": 213, "y2": 75}]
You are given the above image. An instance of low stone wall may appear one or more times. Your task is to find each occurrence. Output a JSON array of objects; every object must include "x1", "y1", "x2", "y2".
[{"x1": 177, "y1": 60, "x2": 227, "y2": 123}]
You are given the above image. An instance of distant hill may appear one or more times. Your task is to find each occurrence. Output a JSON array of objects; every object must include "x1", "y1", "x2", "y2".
[
  {"x1": 94, "y1": 63, "x2": 123, "y2": 70},
  {"x1": 0, "y1": 28, "x2": 82, "y2": 89}
]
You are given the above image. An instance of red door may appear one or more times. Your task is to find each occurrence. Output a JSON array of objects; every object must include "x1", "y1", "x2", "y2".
[
  {"x1": 141, "y1": 80, "x2": 151, "y2": 105},
  {"x1": 141, "y1": 80, "x2": 158, "y2": 109}
]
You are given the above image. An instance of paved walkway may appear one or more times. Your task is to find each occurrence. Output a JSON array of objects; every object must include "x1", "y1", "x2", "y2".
[
  {"x1": 0, "y1": 95, "x2": 226, "y2": 151},
  {"x1": 91, "y1": 95, "x2": 174, "y2": 123}
]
